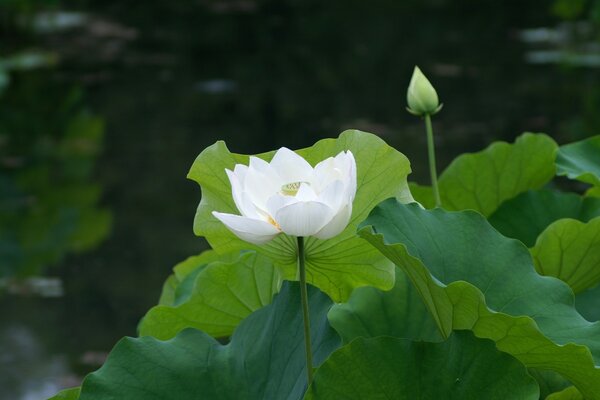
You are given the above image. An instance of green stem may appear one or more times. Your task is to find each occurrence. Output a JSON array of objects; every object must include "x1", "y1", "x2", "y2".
[
  {"x1": 297, "y1": 236, "x2": 314, "y2": 386},
  {"x1": 425, "y1": 113, "x2": 441, "y2": 207}
]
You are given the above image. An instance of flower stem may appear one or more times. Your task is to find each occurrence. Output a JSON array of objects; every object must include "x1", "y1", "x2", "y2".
[
  {"x1": 297, "y1": 236, "x2": 314, "y2": 386},
  {"x1": 425, "y1": 113, "x2": 441, "y2": 207}
]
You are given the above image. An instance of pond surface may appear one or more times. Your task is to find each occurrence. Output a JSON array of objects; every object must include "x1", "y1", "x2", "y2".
[{"x1": 1, "y1": 1, "x2": 599, "y2": 398}]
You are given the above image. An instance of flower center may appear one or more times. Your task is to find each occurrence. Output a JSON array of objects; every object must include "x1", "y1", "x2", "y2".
[{"x1": 281, "y1": 181, "x2": 308, "y2": 196}]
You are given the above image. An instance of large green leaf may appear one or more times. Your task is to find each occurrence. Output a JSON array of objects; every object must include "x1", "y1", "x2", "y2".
[
  {"x1": 140, "y1": 251, "x2": 282, "y2": 339},
  {"x1": 531, "y1": 217, "x2": 600, "y2": 294},
  {"x1": 411, "y1": 133, "x2": 557, "y2": 216},
  {"x1": 305, "y1": 331, "x2": 539, "y2": 400},
  {"x1": 328, "y1": 252, "x2": 568, "y2": 399},
  {"x1": 188, "y1": 130, "x2": 410, "y2": 301},
  {"x1": 528, "y1": 370, "x2": 571, "y2": 400},
  {"x1": 328, "y1": 267, "x2": 442, "y2": 343},
  {"x1": 329, "y1": 251, "x2": 568, "y2": 399},
  {"x1": 556, "y1": 135, "x2": 600, "y2": 188},
  {"x1": 489, "y1": 189, "x2": 600, "y2": 247},
  {"x1": 76, "y1": 282, "x2": 340, "y2": 400},
  {"x1": 576, "y1": 283, "x2": 600, "y2": 322},
  {"x1": 358, "y1": 200, "x2": 600, "y2": 399}
]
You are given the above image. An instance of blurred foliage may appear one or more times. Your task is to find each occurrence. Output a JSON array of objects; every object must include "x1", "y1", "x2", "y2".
[
  {"x1": 551, "y1": 0, "x2": 600, "y2": 23},
  {"x1": 0, "y1": 75, "x2": 111, "y2": 279},
  {"x1": 0, "y1": 0, "x2": 60, "y2": 11},
  {"x1": 0, "y1": 0, "x2": 60, "y2": 20},
  {"x1": 0, "y1": 0, "x2": 110, "y2": 282},
  {"x1": 552, "y1": 0, "x2": 588, "y2": 20}
]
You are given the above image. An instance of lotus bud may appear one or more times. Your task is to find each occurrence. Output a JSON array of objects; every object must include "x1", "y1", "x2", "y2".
[{"x1": 406, "y1": 66, "x2": 442, "y2": 116}]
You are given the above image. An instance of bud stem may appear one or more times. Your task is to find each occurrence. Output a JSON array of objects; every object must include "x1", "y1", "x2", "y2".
[
  {"x1": 297, "y1": 236, "x2": 314, "y2": 386},
  {"x1": 425, "y1": 114, "x2": 442, "y2": 207}
]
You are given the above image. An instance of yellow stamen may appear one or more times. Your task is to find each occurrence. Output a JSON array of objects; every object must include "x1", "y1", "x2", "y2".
[{"x1": 267, "y1": 215, "x2": 281, "y2": 230}]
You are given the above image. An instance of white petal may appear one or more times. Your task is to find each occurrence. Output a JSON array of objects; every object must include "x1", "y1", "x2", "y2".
[
  {"x1": 266, "y1": 193, "x2": 297, "y2": 217},
  {"x1": 238, "y1": 190, "x2": 265, "y2": 219},
  {"x1": 312, "y1": 157, "x2": 343, "y2": 193},
  {"x1": 212, "y1": 212, "x2": 280, "y2": 244},
  {"x1": 317, "y1": 179, "x2": 345, "y2": 211},
  {"x1": 243, "y1": 157, "x2": 281, "y2": 212},
  {"x1": 270, "y1": 147, "x2": 313, "y2": 183},
  {"x1": 226, "y1": 168, "x2": 257, "y2": 218},
  {"x1": 295, "y1": 182, "x2": 318, "y2": 201},
  {"x1": 233, "y1": 164, "x2": 248, "y2": 182},
  {"x1": 344, "y1": 151, "x2": 357, "y2": 202},
  {"x1": 249, "y1": 156, "x2": 282, "y2": 184},
  {"x1": 313, "y1": 204, "x2": 352, "y2": 240},
  {"x1": 333, "y1": 152, "x2": 350, "y2": 175},
  {"x1": 334, "y1": 150, "x2": 352, "y2": 167},
  {"x1": 329, "y1": 151, "x2": 356, "y2": 200},
  {"x1": 323, "y1": 151, "x2": 357, "y2": 203},
  {"x1": 274, "y1": 201, "x2": 333, "y2": 237}
]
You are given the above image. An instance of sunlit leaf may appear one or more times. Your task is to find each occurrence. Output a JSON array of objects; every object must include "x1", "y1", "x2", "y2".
[
  {"x1": 157, "y1": 274, "x2": 177, "y2": 306},
  {"x1": 531, "y1": 217, "x2": 600, "y2": 294},
  {"x1": 140, "y1": 251, "x2": 282, "y2": 339},
  {"x1": 47, "y1": 387, "x2": 80, "y2": 400},
  {"x1": 489, "y1": 189, "x2": 600, "y2": 246},
  {"x1": 188, "y1": 130, "x2": 410, "y2": 301},
  {"x1": 77, "y1": 282, "x2": 340, "y2": 400},
  {"x1": 546, "y1": 386, "x2": 584, "y2": 400},
  {"x1": 556, "y1": 135, "x2": 600, "y2": 188},
  {"x1": 587, "y1": 185, "x2": 600, "y2": 198},
  {"x1": 411, "y1": 133, "x2": 557, "y2": 216},
  {"x1": 358, "y1": 200, "x2": 600, "y2": 398},
  {"x1": 305, "y1": 331, "x2": 539, "y2": 400}
]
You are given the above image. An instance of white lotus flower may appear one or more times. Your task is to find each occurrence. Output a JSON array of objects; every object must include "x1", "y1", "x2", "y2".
[{"x1": 212, "y1": 148, "x2": 357, "y2": 244}]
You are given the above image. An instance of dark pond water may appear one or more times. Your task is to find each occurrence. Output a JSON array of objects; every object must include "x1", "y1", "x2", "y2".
[{"x1": 1, "y1": 1, "x2": 600, "y2": 398}]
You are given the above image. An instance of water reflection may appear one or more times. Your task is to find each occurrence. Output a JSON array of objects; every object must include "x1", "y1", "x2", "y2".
[
  {"x1": 2, "y1": 0, "x2": 600, "y2": 398},
  {"x1": 521, "y1": 21, "x2": 600, "y2": 66},
  {"x1": 0, "y1": 7, "x2": 114, "y2": 398},
  {"x1": 0, "y1": 325, "x2": 78, "y2": 400},
  {"x1": 0, "y1": 76, "x2": 111, "y2": 280},
  {"x1": 3, "y1": 277, "x2": 63, "y2": 297}
]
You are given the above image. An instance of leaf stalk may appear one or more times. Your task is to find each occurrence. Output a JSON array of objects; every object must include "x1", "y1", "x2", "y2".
[
  {"x1": 425, "y1": 113, "x2": 441, "y2": 207},
  {"x1": 297, "y1": 236, "x2": 314, "y2": 386}
]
